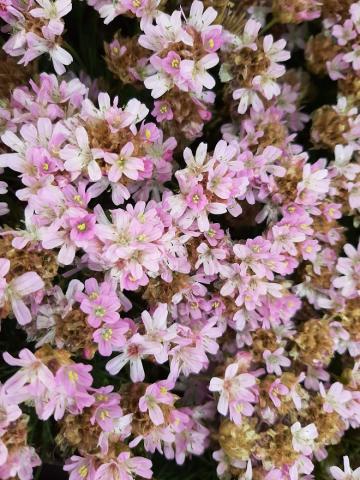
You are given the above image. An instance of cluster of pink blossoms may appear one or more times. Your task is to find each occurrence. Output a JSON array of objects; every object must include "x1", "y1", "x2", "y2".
[
  {"x1": 0, "y1": 0, "x2": 360, "y2": 479},
  {"x1": 0, "y1": 0, "x2": 72, "y2": 74}
]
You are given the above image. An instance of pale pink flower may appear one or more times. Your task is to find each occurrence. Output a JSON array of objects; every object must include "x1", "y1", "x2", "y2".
[
  {"x1": 60, "y1": 126, "x2": 104, "y2": 181},
  {"x1": 291, "y1": 422, "x2": 318, "y2": 455},
  {"x1": 94, "y1": 452, "x2": 152, "y2": 480},
  {"x1": 343, "y1": 45, "x2": 360, "y2": 70},
  {"x1": 106, "y1": 333, "x2": 161, "y2": 381},
  {"x1": 0, "y1": 259, "x2": 44, "y2": 325},
  {"x1": 104, "y1": 142, "x2": 144, "y2": 182},
  {"x1": 209, "y1": 362, "x2": 256, "y2": 424},
  {"x1": 263, "y1": 348, "x2": 291, "y2": 376},
  {"x1": 319, "y1": 382, "x2": 352, "y2": 417},
  {"x1": 3, "y1": 348, "x2": 55, "y2": 396},
  {"x1": 330, "y1": 456, "x2": 360, "y2": 480}
]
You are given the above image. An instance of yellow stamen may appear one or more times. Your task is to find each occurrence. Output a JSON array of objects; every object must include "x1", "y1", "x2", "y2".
[
  {"x1": 68, "y1": 370, "x2": 78, "y2": 383},
  {"x1": 100, "y1": 409, "x2": 110, "y2": 420},
  {"x1": 102, "y1": 328, "x2": 113, "y2": 340},
  {"x1": 171, "y1": 58, "x2": 180, "y2": 68},
  {"x1": 78, "y1": 465, "x2": 88, "y2": 478},
  {"x1": 77, "y1": 223, "x2": 86, "y2": 231},
  {"x1": 95, "y1": 306, "x2": 106, "y2": 317}
]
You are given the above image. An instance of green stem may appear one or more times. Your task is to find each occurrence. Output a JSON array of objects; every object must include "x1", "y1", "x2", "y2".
[{"x1": 261, "y1": 17, "x2": 278, "y2": 34}]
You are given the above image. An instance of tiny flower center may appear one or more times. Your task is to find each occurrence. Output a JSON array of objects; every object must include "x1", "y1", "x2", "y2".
[
  {"x1": 73, "y1": 194, "x2": 82, "y2": 204},
  {"x1": 133, "y1": 0, "x2": 141, "y2": 6},
  {"x1": 78, "y1": 465, "x2": 88, "y2": 478},
  {"x1": 208, "y1": 38, "x2": 214, "y2": 49},
  {"x1": 68, "y1": 370, "x2": 78, "y2": 383},
  {"x1": 77, "y1": 223, "x2": 86, "y2": 231},
  {"x1": 117, "y1": 156, "x2": 125, "y2": 168},
  {"x1": 171, "y1": 58, "x2": 180, "y2": 69},
  {"x1": 100, "y1": 409, "x2": 110, "y2": 420},
  {"x1": 43, "y1": 162, "x2": 49, "y2": 171},
  {"x1": 145, "y1": 129, "x2": 151, "y2": 140},
  {"x1": 305, "y1": 246, "x2": 313, "y2": 253},
  {"x1": 89, "y1": 292, "x2": 99, "y2": 300},
  {"x1": 192, "y1": 194, "x2": 200, "y2": 203},
  {"x1": 160, "y1": 105, "x2": 168, "y2": 113},
  {"x1": 95, "y1": 306, "x2": 106, "y2": 317},
  {"x1": 102, "y1": 328, "x2": 113, "y2": 340},
  {"x1": 127, "y1": 344, "x2": 140, "y2": 356},
  {"x1": 96, "y1": 394, "x2": 108, "y2": 401},
  {"x1": 160, "y1": 386, "x2": 167, "y2": 394}
]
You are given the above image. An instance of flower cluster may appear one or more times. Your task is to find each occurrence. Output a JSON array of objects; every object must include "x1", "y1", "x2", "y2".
[
  {"x1": 0, "y1": 0, "x2": 73, "y2": 74},
  {"x1": 0, "y1": 0, "x2": 360, "y2": 480}
]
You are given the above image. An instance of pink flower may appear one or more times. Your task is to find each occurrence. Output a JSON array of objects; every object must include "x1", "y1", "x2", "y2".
[
  {"x1": 141, "y1": 303, "x2": 175, "y2": 363},
  {"x1": 56, "y1": 363, "x2": 93, "y2": 394},
  {"x1": 291, "y1": 422, "x2": 318, "y2": 455},
  {"x1": 0, "y1": 384, "x2": 22, "y2": 429},
  {"x1": 79, "y1": 278, "x2": 121, "y2": 327},
  {"x1": 106, "y1": 333, "x2": 161, "y2": 381},
  {"x1": 332, "y1": 20, "x2": 356, "y2": 46},
  {"x1": 180, "y1": 53, "x2": 219, "y2": 95},
  {"x1": 139, "y1": 380, "x2": 174, "y2": 426},
  {"x1": 94, "y1": 452, "x2": 152, "y2": 480},
  {"x1": 330, "y1": 456, "x2": 360, "y2": 480},
  {"x1": 25, "y1": 25, "x2": 73, "y2": 75},
  {"x1": 69, "y1": 214, "x2": 96, "y2": 243},
  {"x1": 104, "y1": 142, "x2": 144, "y2": 182},
  {"x1": 0, "y1": 445, "x2": 41, "y2": 480},
  {"x1": 3, "y1": 348, "x2": 55, "y2": 396},
  {"x1": 185, "y1": 184, "x2": 208, "y2": 211},
  {"x1": 343, "y1": 45, "x2": 360, "y2": 70},
  {"x1": 64, "y1": 455, "x2": 97, "y2": 480},
  {"x1": 162, "y1": 51, "x2": 182, "y2": 76},
  {"x1": 209, "y1": 363, "x2": 257, "y2": 425},
  {"x1": 263, "y1": 348, "x2": 291, "y2": 376},
  {"x1": 300, "y1": 239, "x2": 321, "y2": 261},
  {"x1": 333, "y1": 243, "x2": 360, "y2": 297},
  {"x1": 0, "y1": 259, "x2": 44, "y2": 325},
  {"x1": 320, "y1": 382, "x2": 352, "y2": 417},
  {"x1": 269, "y1": 379, "x2": 289, "y2": 408},
  {"x1": 151, "y1": 101, "x2": 173, "y2": 122},
  {"x1": 60, "y1": 126, "x2": 104, "y2": 181},
  {"x1": 93, "y1": 321, "x2": 129, "y2": 356},
  {"x1": 202, "y1": 27, "x2": 222, "y2": 53}
]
